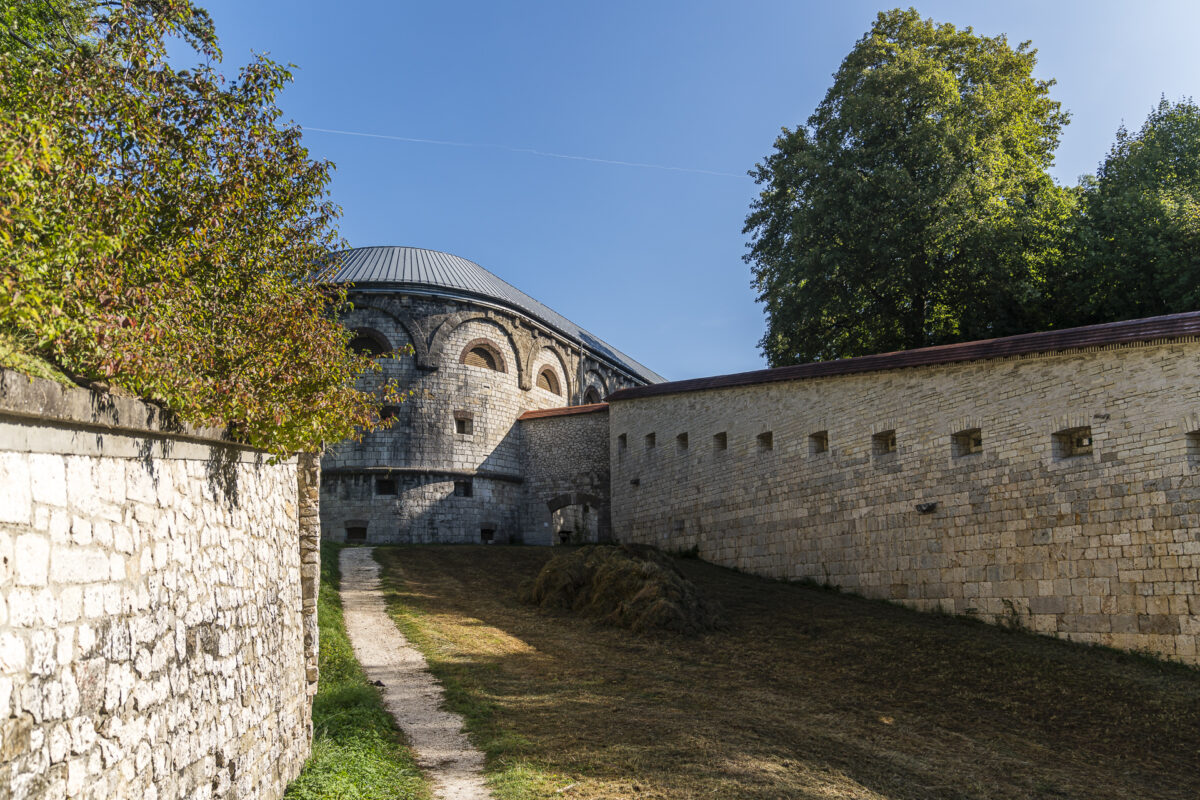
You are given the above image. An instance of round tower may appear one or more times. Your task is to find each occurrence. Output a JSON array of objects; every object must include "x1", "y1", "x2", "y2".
[{"x1": 319, "y1": 246, "x2": 662, "y2": 544}]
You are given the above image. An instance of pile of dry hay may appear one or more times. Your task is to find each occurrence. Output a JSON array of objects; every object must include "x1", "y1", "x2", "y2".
[{"x1": 521, "y1": 544, "x2": 725, "y2": 635}]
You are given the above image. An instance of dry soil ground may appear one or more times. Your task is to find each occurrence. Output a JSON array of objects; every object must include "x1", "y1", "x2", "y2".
[{"x1": 374, "y1": 545, "x2": 1200, "y2": 800}]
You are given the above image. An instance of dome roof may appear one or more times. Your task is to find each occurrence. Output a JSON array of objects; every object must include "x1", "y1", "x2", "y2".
[{"x1": 326, "y1": 246, "x2": 664, "y2": 384}]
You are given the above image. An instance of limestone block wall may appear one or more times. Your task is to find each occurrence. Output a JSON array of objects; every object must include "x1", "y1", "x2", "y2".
[
  {"x1": 610, "y1": 341, "x2": 1200, "y2": 664},
  {"x1": 321, "y1": 293, "x2": 638, "y2": 544},
  {"x1": 519, "y1": 407, "x2": 611, "y2": 545},
  {"x1": 0, "y1": 371, "x2": 315, "y2": 799}
]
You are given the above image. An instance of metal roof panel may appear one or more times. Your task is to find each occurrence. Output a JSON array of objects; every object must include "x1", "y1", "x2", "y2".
[{"x1": 326, "y1": 246, "x2": 665, "y2": 384}]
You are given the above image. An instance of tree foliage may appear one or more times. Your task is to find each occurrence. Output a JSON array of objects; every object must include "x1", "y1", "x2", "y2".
[
  {"x1": 1063, "y1": 98, "x2": 1200, "y2": 324},
  {"x1": 745, "y1": 9, "x2": 1074, "y2": 365},
  {"x1": 0, "y1": 0, "x2": 400, "y2": 454}
]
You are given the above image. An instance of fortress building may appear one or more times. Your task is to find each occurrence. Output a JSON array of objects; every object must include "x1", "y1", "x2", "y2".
[
  {"x1": 321, "y1": 246, "x2": 1200, "y2": 664},
  {"x1": 319, "y1": 246, "x2": 663, "y2": 546}
]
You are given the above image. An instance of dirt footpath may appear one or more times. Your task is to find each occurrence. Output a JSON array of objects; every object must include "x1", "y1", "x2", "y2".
[{"x1": 339, "y1": 547, "x2": 492, "y2": 800}]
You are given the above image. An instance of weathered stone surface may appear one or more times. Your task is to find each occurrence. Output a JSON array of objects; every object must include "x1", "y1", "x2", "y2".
[
  {"x1": 0, "y1": 371, "x2": 312, "y2": 799},
  {"x1": 320, "y1": 293, "x2": 636, "y2": 545},
  {"x1": 610, "y1": 340, "x2": 1200, "y2": 665},
  {"x1": 520, "y1": 410, "x2": 611, "y2": 544}
]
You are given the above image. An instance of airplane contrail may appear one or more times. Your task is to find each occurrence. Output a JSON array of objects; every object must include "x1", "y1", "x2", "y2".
[{"x1": 300, "y1": 125, "x2": 745, "y2": 179}]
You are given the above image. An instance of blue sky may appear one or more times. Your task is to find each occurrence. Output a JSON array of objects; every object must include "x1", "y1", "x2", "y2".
[{"x1": 196, "y1": 1, "x2": 1200, "y2": 381}]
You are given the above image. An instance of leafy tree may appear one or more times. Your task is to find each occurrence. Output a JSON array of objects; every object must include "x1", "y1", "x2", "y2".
[
  {"x1": 0, "y1": 0, "x2": 400, "y2": 455},
  {"x1": 1063, "y1": 98, "x2": 1200, "y2": 324},
  {"x1": 744, "y1": 9, "x2": 1074, "y2": 365},
  {"x1": 0, "y1": 0, "x2": 92, "y2": 60}
]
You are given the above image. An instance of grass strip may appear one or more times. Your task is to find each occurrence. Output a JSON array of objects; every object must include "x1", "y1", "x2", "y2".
[
  {"x1": 378, "y1": 551, "x2": 572, "y2": 800},
  {"x1": 285, "y1": 543, "x2": 430, "y2": 800}
]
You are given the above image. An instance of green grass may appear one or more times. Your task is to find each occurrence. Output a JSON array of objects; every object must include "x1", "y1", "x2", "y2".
[
  {"x1": 285, "y1": 543, "x2": 430, "y2": 800},
  {"x1": 382, "y1": 592, "x2": 572, "y2": 800}
]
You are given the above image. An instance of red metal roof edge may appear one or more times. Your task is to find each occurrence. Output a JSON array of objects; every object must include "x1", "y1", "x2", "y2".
[
  {"x1": 517, "y1": 403, "x2": 609, "y2": 421},
  {"x1": 606, "y1": 311, "x2": 1200, "y2": 403}
]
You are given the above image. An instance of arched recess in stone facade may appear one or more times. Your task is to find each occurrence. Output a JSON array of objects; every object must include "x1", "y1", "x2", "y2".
[
  {"x1": 531, "y1": 345, "x2": 572, "y2": 401},
  {"x1": 430, "y1": 312, "x2": 527, "y2": 384},
  {"x1": 582, "y1": 369, "x2": 608, "y2": 404},
  {"x1": 536, "y1": 366, "x2": 562, "y2": 395},
  {"x1": 347, "y1": 327, "x2": 391, "y2": 356},
  {"x1": 347, "y1": 302, "x2": 431, "y2": 369},
  {"x1": 460, "y1": 338, "x2": 508, "y2": 373}
]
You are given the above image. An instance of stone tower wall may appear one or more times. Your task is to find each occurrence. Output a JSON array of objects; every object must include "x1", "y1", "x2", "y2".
[
  {"x1": 0, "y1": 370, "x2": 318, "y2": 799},
  {"x1": 610, "y1": 341, "x2": 1200, "y2": 664},
  {"x1": 320, "y1": 293, "x2": 637, "y2": 544}
]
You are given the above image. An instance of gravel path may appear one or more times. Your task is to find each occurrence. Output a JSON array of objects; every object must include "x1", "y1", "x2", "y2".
[{"x1": 339, "y1": 547, "x2": 492, "y2": 800}]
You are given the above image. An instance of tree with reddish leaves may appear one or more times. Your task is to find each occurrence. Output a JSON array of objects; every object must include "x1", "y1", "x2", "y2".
[{"x1": 0, "y1": 0, "x2": 403, "y2": 454}]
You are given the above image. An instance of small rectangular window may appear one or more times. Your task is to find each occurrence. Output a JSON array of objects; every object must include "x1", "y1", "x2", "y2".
[
  {"x1": 454, "y1": 480, "x2": 473, "y2": 497},
  {"x1": 873, "y1": 430, "x2": 897, "y2": 455},
  {"x1": 375, "y1": 478, "x2": 397, "y2": 495},
  {"x1": 345, "y1": 526, "x2": 367, "y2": 542},
  {"x1": 713, "y1": 432, "x2": 728, "y2": 451},
  {"x1": 617, "y1": 433, "x2": 628, "y2": 451},
  {"x1": 757, "y1": 431, "x2": 774, "y2": 451},
  {"x1": 809, "y1": 431, "x2": 829, "y2": 455},
  {"x1": 1187, "y1": 430, "x2": 1200, "y2": 459},
  {"x1": 952, "y1": 428, "x2": 983, "y2": 457},
  {"x1": 645, "y1": 433, "x2": 656, "y2": 450},
  {"x1": 1053, "y1": 426, "x2": 1092, "y2": 458},
  {"x1": 676, "y1": 432, "x2": 689, "y2": 451},
  {"x1": 453, "y1": 411, "x2": 474, "y2": 436}
]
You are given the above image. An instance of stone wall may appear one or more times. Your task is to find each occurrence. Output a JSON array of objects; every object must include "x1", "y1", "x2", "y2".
[
  {"x1": 0, "y1": 370, "x2": 316, "y2": 799},
  {"x1": 519, "y1": 406, "x2": 611, "y2": 545},
  {"x1": 321, "y1": 293, "x2": 637, "y2": 544},
  {"x1": 610, "y1": 341, "x2": 1200, "y2": 664}
]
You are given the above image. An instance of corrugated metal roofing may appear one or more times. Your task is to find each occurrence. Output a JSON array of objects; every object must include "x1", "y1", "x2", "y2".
[
  {"x1": 607, "y1": 311, "x2": 1200, "y2": 402},
  {"x1": 326, "y1": 247, "x2": 665, "y2": 384}
]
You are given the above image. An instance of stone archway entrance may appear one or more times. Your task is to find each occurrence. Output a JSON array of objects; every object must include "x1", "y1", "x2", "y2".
[{"x1": 545, "y1": 492, "x2": 610, "y2": 544}]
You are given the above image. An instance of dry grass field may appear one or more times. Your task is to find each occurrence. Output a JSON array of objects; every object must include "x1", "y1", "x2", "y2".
[{"x1": 374, "y1": 545, "x2": 1200, "y2": 800}]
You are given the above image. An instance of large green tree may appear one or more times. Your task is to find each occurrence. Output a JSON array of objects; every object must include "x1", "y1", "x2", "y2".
[
  {"x1": 745, "y1": 9, "x2": 1074, "y2": 365},
  {"x1": 1063, "y1": 98, "x2": 1200, "y2": 324},
  {"x1": 0, "y1": 0, "x2": 400, "y2": 454}
]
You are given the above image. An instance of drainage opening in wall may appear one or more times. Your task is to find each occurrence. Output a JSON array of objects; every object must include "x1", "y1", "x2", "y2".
[
  {"x1": 346, "y1": 525, "x2": 367, "y2": 542},
  {"x1": 480, "y1": 528, "x2": 495, "y2": 544}
]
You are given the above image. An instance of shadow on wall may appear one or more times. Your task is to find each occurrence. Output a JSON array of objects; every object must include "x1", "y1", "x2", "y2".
[{"x1": 548, "y1": 494, "x2": 608, "y2": 545}]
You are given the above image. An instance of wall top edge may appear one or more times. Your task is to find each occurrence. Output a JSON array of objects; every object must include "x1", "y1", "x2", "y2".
[
  {"x1": 607, "y1": 313, "x2": 1200, "y2": 403},
  {"x1": 518, "y1": 403, "x2": 609, "y2": 421},
  {"x1": 0, "y1": 368, "x2": 264, "y2": 451}
]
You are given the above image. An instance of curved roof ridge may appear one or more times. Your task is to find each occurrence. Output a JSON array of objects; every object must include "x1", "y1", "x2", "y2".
[{"x1": 326, "y1": 246, "x2": 665, "y2": 384}]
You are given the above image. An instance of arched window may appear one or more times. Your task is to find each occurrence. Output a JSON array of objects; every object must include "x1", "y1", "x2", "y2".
[
  {"x1": 459, "y1": 339, "x2": 506, "y2": 373},
  {"x1": 536, "y1": 367, "x2": 561, "y2": 396},
  {"x1": 348, "y1": 329, "x2": 390, "y2": 357},
  {"x1": 583, "y1": 386, "x2": 602, "y2": 404}
]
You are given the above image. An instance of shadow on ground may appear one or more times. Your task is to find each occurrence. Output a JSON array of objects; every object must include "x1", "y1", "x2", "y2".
[{"x1": 373, "y1": 545, "x2": 1200, "y2": 800}]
